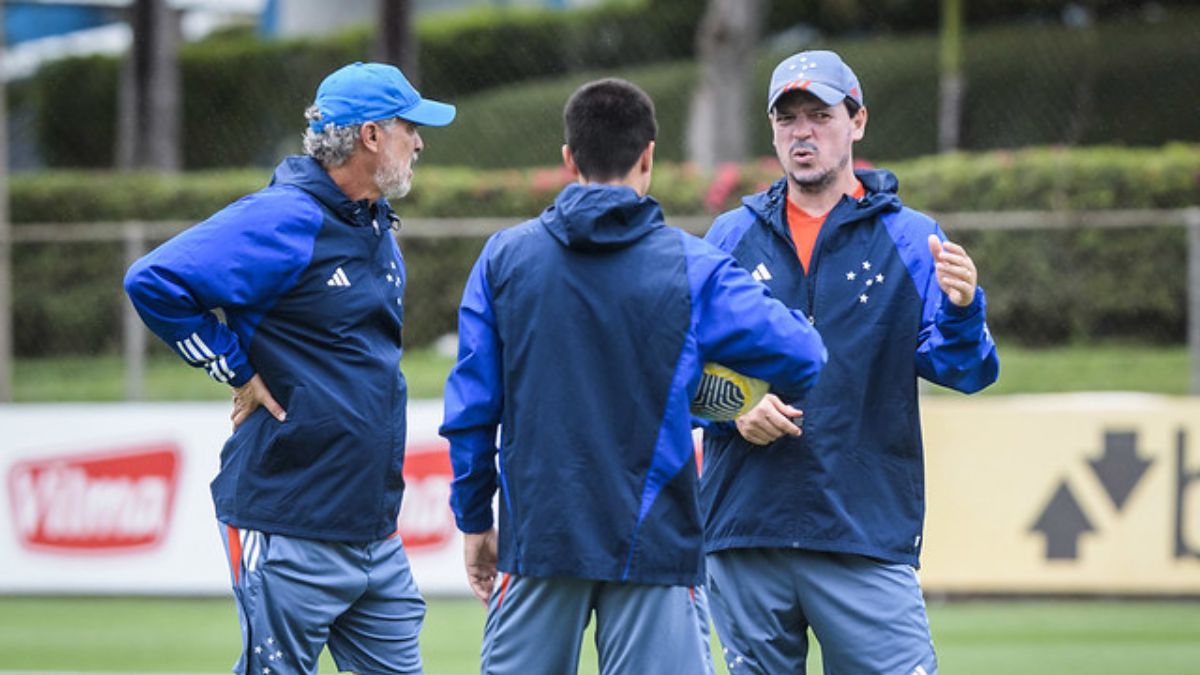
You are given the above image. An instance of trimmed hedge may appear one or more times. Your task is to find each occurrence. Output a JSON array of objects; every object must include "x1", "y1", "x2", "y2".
[
  {"x1": 15, "y1": 144, "x2": 1197, "y2": 222},
  {"x1": 429, "y1": 8, "x2": 1200, "y2": 167},
  {"x1": 25, "y1": 0, "x2": 699, "y2": 169},
  {"x1": 21, "y1": 5, "x2": 1200, "y2": 169},
  {"x1": 29, "y1": 29, "x2": 374, "y2": 168},
  {"x1": 418, "y1": 0, "x2": 698, "y2": 100},
  {"x1": 10, "y1": 144, "x2": 1200, "y2": 356}
]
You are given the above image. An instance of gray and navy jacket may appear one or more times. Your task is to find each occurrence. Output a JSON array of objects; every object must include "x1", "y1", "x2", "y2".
[
  {"x1": 440, "y1": 183, "x2": 827, "y2": 586},
  {"x1": 701, "y1": 169, "x2": 999, "y2": 567},
  {"x1": 124, "y1": 155, "x2": 410, "y2": 543}
]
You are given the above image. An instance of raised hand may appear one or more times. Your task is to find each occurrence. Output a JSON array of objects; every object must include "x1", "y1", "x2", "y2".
[{"x1": 927, "y1": 234, "x2": 978, "y2": 307}]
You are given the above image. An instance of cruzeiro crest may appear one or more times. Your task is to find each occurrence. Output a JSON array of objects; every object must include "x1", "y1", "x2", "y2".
[{"x1": 845, "y1": 260, "x2": 884, "y2": 305}]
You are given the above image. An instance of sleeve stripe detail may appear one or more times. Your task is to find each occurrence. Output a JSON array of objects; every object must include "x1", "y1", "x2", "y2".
[
  {"x1": 206, "y1": 356, "x2": 235, "y2": 384},
  {"x1": 176, "y1": 339, "x2": 203, "y2": 364},
  {"x1": 219, "y1": 356, "x2": 235, "y2": 382},
  {"x1": 190, "y1": 333, "x2": 218, "y2": 359},
  {"x1": 178, "y1": 333, "x2": 236, "y2": 383}
]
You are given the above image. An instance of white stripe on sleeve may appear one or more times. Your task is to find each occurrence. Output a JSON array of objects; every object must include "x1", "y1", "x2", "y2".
[
  {"x1": 190, "y1": 333, "x2": 218, "y2": 360},
  {"x1": 176, "y1": 340, "x2": 201, "y2": 364}
]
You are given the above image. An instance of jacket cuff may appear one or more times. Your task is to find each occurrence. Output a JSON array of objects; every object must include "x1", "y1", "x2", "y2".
[
  {"x1": 456, "y1": 512, "x2": 494, "y2": 534},
  {"x1": 227, "y1": 366, "x2": 255, "y2": 388},
  {"x1": 944, "y1": 287, "x2": 985, "y2": 318}
]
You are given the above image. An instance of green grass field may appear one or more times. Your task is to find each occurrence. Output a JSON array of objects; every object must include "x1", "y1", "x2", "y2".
[
  {"x1": 13, "y1": 343, "x2": 1194, "y2": 402},
  {"x1": 971, "y1": 343, "x2": 1193, "y2": 396},
  {"x1": 1, "y1": 596, "x2": 1197, "y2": 674},
  {"x1": 11, "y1": 348, "x2": 459, "y2": 402}
]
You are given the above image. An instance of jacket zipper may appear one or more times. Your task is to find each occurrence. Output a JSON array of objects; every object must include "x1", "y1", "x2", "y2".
[
  {"x1": 802, "y1": 195, "x2": 857, "y2": 325},
  {"x1": 772, "y1": 191, "x2": 836, "y2": 325},
  {"x1": 364, "y1": 214, "x2": 403, "y2": 528}
]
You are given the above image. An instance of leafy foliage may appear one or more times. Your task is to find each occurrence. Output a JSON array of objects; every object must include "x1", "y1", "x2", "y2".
[
  {"x1": 18, "y1": 6, "x2": 1200, "y2": 169},
  {"x1": 9, "y1": 145, "x2": 1198, "y2": 355}
]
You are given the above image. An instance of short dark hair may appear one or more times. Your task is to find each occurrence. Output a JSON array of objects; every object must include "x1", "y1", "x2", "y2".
[
  {"x1": 563, "y1": 78, "x2": 657, "y2": 182},
  {"x1": 772, "y1": 90, "x2": 862, "y2": 118}
]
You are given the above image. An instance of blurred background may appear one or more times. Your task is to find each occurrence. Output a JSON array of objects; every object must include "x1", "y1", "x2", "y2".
[{"x1": 0, "y1": 1, "x2": 1198, "y2": 673}]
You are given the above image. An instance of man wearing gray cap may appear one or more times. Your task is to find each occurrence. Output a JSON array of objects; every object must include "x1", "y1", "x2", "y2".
[
  {"x1": 698, "y1": 50, "x2": 999, "y2": 674},
  {"x1": 125, "y1": 62, "x2": 454, "y2": 674}
]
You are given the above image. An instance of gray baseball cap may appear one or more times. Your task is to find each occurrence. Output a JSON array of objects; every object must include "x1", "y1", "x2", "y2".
[{"x1": 767, "y1": 50, "x2": 863, "y2": 112}]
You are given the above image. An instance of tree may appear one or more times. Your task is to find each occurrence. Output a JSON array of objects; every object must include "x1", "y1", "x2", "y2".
[
  {"x1": 116, "y1": 0, "x2": 181, "y2": 171},
  {"x1": 938, "y1": 0, "x2": 964, "y2": 152},
  {"x1": 376, "y1": 0, "x2": 418, "y2": 84},
  {"x1": 0, "y1": 0, "x2": 11, "y2": 401},
  {"x1": 686, "y1": 0, "x2": 766, "y2": 172}
]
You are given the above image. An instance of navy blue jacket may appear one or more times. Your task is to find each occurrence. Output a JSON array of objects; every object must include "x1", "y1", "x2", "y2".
[
  {"x1": 701, "y1": 170, "x2": 999, "y2": 567},
  {"x1": 124, "y1": 156, "x2": 409, "y2": 543},
  {"x1": 440, "y1": 183, "x2": 827, "y2": 586}
]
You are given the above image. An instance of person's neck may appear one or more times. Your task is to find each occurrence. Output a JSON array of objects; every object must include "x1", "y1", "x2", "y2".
[
  {"x1": 579, "y1": 176, "x2": 646, "y2": 197},
  {"x1": 787, "y1": 170, "x2": 859, "y2": 217},
  {"x1": 326, "y1": 161, "x2": 380, "y2": 203}
]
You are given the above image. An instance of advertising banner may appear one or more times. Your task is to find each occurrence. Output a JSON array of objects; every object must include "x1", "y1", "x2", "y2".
[
  {"x1": 920, "y1": 393, "x2": 1200, "y2": 595},
  {"x1": 2, "y1": 394, "x2": 1198, "y2": 596},
  {"x1": 0, "y1": 401, "x2": 467, "y2": 595}
]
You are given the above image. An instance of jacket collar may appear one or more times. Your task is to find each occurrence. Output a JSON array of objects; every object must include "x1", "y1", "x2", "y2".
[
  {"x1": 743, "y1": 168, "x2": 903, "y2": 240},
  {"x1": 539, "y1": 182, "x2": 664, "y2": 252},
  {"x1": 269, "y1": 155, "x2": 396, "y2": 228}
]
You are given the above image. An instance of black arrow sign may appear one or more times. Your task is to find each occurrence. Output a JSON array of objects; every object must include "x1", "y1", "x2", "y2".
[
  {"x1": 1030, "y1": 480, "x2": 1094, "y2": 560},
  {"x1": 1089, "y1": 431, "x2": 1153, "y2": 512}
]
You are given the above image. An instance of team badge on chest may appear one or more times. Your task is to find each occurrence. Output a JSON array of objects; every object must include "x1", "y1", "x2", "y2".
[{"x1": 845, "y1": 260, "x2": 884, "y2": 306}]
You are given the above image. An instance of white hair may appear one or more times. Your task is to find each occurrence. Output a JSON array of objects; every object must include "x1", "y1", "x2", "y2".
[{"x1": 302, "y1": 106, "x2": 400, "y2": 167}]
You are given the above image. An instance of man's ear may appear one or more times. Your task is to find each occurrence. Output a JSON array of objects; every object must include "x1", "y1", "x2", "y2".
[
  {"x1": 360, "y1": 121, "x2": 382, "y2": 152},
  {"x1": 562, "y1": 145, "x2": 581, "y2": 180},
  {"x1": 632, "y1": 141, "x2": 655, "y2": 196},
  {"x1": 640, "y1": 141, "x2": 655, "y2": 175},
  {"x1": 851, "y1": 106, "x2": 868, "y2": 142}
]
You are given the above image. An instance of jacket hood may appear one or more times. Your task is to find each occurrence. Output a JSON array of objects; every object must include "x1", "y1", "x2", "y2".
[
  {"x1": 270, "y1": 155, "x2": 395, "y2": 227},
  {"x1": 540, "y1": 183, "x2": 664, "y2": 252},
  {"x1": 744, "y1": 168, "x2": 902, "y2": 232}
]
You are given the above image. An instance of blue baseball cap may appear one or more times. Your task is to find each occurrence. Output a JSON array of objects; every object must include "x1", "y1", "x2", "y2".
[
  {"x1": 767, "y1": 50, "x2": 863, "y2": 112},
  {"x1": 309, "y1": 61, "x2": 456, "y2": 131}
]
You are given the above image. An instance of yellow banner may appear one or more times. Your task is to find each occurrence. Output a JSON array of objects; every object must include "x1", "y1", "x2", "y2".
[{"x1": 920, "y1": 393, "x2": 1200, "y2": 594}]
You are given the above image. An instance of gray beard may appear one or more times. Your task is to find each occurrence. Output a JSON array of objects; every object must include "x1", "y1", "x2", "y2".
[
  {"x1": 385, "y1": 179, "x2": 412, "y2": 200},
  {"x1": 376, "y1": 162, "x2": 412, "y2": 200}
]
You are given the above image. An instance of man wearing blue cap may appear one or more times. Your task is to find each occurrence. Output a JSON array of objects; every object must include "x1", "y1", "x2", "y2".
[
  {"x1": 124, "y1": 62, "x2": 455, "y2": 674},
  {"x1": 699, "y1": 50, "x2": 999, "y2": 674}
]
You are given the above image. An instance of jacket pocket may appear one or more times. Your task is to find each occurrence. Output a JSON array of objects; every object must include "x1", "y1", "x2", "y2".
[{"x1": 257, "y1": 384, "x2": 353, "y2": 472}]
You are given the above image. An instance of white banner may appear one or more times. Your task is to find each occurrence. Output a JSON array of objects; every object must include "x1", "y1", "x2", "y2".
[{"x1": 0, "y1": 401, "x2": 468, "y2": 596}]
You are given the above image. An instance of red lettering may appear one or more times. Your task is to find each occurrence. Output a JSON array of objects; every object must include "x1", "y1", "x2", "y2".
[{"x1": 7, "y1": 444, "x2": 180, "y2": 553}]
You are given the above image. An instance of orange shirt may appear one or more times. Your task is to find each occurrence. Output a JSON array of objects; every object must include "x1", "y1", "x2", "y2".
[{"x1": 787, "y1": 181, "x2": 866, "y2": 272}]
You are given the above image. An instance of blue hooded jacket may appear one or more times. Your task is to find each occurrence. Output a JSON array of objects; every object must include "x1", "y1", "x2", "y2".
[
  {"x1": 440, "y1": 183, "x2": 827, "y2": 586},
  {"x1": 701, "y1": 170, "x2": 999, "y2": 567},
  {"x1": 124, "y1": 155, "x2": 409, "y2": 542}
]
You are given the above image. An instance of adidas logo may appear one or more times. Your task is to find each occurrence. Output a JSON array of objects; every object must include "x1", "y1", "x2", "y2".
[
  {"x1": 751, "y1": 263, "x2": 773, "y2": 282},
  {"x1": 326, "y1": 267, "x2": 351, "y2": 287}
]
